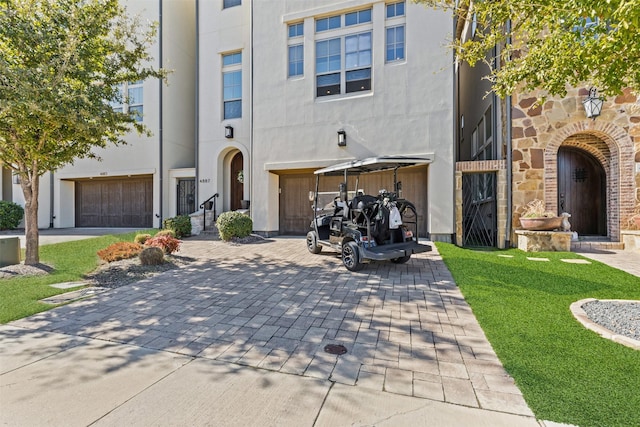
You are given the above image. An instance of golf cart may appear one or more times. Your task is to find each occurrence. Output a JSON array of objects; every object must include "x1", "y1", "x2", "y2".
[{"x1": 306, "y1": 156, "x2": 432, "y2": 271}]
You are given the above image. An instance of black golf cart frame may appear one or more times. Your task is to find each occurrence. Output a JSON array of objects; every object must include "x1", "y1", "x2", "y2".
[{"x1": 306, "y1": 156, "x2": 432, "y2": 271}]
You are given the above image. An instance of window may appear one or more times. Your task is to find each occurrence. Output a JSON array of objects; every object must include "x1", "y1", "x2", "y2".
[
  {"x1": 288, "y1": 45, "x2": 304, "y2": 77},
  {"x1": 110, "y1": 81, "x2": 143, "y2": 122},
  {"x1": 223, "y1": 52, "x2": 241, "y2": 66},
  {"x1": 288, "y1": 22, "x2": 303, "y2": 38},
  {"x1": 385, "y1": 1, "x2": 406, "y2": 63},
  {"x1": 345, "y1": 32, "x2": 372, "y2": 92},
  {"x1": 386, "y1": 1, "x2": 405, "y2": 18},
  {"x1": 222, "y1": 52, "x2": 242, "y2": 119},
  {"x1": 471, "y1": 106, "x2": 495, "y2": 201},
  {"x1": 288, "y1": 22, "x2": 304, "y2": 77},
  {"x1": 314, "y1": 9, "x2": 373, "y2": 98},
  {"x1": 223, "y1": 0, "x2": 241, "y2": 9},
  {"x1": 316, "y1": 38, "x2": 341, "y2": 96},
  {"x1": 316, "y1": 15, "x2": 340, "y2": 32},
  {"x1": 345, "y1": 8, "x2": 371, "y2": 26},
  {"x1": 127, "y1": 81, "x2": 143, "y2": 122},
  {"x1": 386, "y1": 26, "x2": 405, "y2": 62}
]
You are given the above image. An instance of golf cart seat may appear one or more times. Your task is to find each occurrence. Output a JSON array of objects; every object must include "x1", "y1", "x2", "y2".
[{"x1": 350, "y1": 194, "x2": 378, "y2": 225}]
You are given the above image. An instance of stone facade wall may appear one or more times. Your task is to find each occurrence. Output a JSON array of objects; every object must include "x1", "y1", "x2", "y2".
[{"x1": 511, "y1": 86, "x2": 640, "y2": 242}]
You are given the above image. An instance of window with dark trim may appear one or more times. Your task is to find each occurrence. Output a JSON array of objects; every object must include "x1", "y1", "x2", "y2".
[{"x1": 222, "y1": 52, "x2": 242, "y2": 119}]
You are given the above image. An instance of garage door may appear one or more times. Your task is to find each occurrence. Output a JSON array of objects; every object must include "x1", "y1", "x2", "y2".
[
  {"x1": 279, "y1": 166, "x2": 428, "y2": 236},
  {"x1": 75, "y1": 176, "x2": 153, "y2": 227}
]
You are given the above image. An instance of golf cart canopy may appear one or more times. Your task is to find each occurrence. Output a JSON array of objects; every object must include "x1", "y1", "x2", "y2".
[{"x1": 314, "y1": 155, "x2": 433, "y2": 176}]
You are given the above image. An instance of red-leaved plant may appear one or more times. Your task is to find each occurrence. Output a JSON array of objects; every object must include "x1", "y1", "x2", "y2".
[{"x1": 144, "y1": 235, "x2": 181, "y2": 254}]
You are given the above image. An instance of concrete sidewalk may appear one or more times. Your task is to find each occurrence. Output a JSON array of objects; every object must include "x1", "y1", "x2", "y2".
[
  {"x1": 1, "y1": 236, "x2": 550, "y2": 426},
  {"x1": 0, "y1": 324, "x2": 541, "y2": 427}
]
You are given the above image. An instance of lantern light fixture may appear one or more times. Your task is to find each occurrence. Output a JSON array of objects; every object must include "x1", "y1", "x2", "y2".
[
  {"x1": 337, "y1": 129, "x2": 347, "y2": 146},
  {"x1": 225, "y1": 125, "x2": 234, "y2": 139},
  {"x1": 582, "y1": 87, "x2": 604, "y2": 120}
]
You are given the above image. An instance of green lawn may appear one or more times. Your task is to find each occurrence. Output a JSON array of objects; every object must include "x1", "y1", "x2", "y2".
[
  {"x1": 435, "y1": 242, "x2": 640, "y2": 427},
  {"x1": 0, "y1": 229, "x2": 155, "y2": 324}
]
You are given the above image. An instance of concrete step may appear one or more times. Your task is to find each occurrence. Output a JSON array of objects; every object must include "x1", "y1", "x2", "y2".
[{"x1": 571, "y1": 240, "x2": 624, "y2": 251}]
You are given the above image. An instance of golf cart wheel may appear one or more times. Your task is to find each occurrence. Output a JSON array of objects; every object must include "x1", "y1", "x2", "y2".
[
  {"x1": 391, "y1": 255, "x2": 411, "y2": 264},
  {"x1": 342, "y1": 241, "x2": 364, "y2": 271},
  {"x1": 306, "y1": 231, "x2": 322, "y2": 254}
]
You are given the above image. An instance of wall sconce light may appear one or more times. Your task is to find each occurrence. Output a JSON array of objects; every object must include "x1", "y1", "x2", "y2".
[
  {"x1": 12, "y1": 173, "x2": 21, "y2": 185},
  {"x1": 337, "y1": 130, "x2": 347, "y2": 147},
  {"x1": 582, "y1": 87, "x2": 604, "y2": 120},
  {"x1": 225, "y1": 125, "x2": 234, "y2": 139}
]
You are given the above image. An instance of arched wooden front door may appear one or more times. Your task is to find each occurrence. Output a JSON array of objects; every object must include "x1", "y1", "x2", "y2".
[
  {"x1": 230, "y1": 152, "x2": 243, "y2": 211},
  {"x1": 557, "y1": 147, "x2": 606, "y2": 236}
]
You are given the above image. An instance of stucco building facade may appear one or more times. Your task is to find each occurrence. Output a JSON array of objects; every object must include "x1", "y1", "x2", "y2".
[
  {"x1": 197, "y1": 0, "x2": 455, "y2": 240},
  {"x1": 7, "y1": 0, "x2": 196, "y2": 229}
]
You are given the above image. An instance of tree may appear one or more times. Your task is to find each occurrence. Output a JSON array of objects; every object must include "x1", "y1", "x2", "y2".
[
  {"x1": 416, "y1": 0, "x2": 640, "y2": 97},
  {"x1": 0, "y1": 0, "x2": 167, "y2": 264}
]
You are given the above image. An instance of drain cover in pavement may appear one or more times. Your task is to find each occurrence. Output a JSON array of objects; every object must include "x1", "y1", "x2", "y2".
[{"x1": 324, "y1": 344, "x2": 347, "y2": 355}]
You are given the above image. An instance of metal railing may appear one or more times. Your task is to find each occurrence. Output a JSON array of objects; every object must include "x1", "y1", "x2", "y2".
[{"x1": 199, "y1": 193, "x2": 219, "y2": 231}]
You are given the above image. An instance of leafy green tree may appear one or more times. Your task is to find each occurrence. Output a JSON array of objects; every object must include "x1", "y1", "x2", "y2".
[
  {"x1": 0, "y1": 0, "x2": 167, "y2": 264},
  {"x1": 416, "y1": 0, "x2": 640, "y2": 97}
]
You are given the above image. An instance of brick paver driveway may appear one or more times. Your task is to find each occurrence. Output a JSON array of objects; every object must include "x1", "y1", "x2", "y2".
[{"x1": 12, "y1": 236, "x2": 532, "y2": 416}]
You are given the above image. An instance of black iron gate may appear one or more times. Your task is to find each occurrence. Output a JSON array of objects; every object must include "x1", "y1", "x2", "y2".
[
  {"x1": 177, "y1": 178, "x2": 196, "y2": 216},
  {"x1": 462, "y1": 172, "x2": 497, "y2": 247}
]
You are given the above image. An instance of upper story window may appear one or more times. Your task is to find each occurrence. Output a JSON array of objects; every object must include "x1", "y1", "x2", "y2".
[
  {"x1": 288, "y1": 22, "x2": 304, "y2": 78},
  {"x1": 315, "y1": 9, "x2": 373, "y2": 98},
  {"x1": 127, "y1": 81, "x2": 144, "y2": 122},
  {"x1": 289, "y1": 22, "x2": 304, "y2": 38},
  {"x1": 110, "y1": 81, "x2": 143, "y2": 122},
  {"x1": 345, "y1": 9, "x2": 371, "y2": 26},
  {"x1": 385, "y1": 1, "x2": 406, "y2": 62},
  {"x1": 223, "y1": 0, "x2": 241, "y2": 9},
  {"x1": 472, "y1": 106, "x2": 493, "y2": 161},
  {"x1": 222, "y1": 52, "x2": 242, "y2": 119},
  {"x1": 386, "y1": 1, "x2": 405, "y2": 18},
  {"x1": 386, "y1": 26, "x2": 405, "y2": 62},
  {"x1": 316, "y1": 15, "x2": 341, "y2": 32}
]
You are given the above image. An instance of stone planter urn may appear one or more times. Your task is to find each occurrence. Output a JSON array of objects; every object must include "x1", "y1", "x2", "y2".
[{"x1": 519, "y1": 216, "x2": 563, "y2": 231}]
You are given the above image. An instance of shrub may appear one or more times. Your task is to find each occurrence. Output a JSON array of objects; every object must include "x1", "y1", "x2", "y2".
[
  {"x1": 155, "y1": 229, "x2": 176, "y2": 238},
  {"x1": 134, "y1": 233, "x2": 152, "y2": 245},
  {"x1": 0, "y1": 201, "x2": 24, "y2": 230},
  {"x1": 97, "y1": 242, "x2": 142, "y2": 262},
  {"x1": 145, "y1": 235, "x2": 181, "y2": 254},
  {"x1": 139, "y1": 246, "x2": 165, "y2": 265},
  {"x1": 162, "y1": 215, "x2": 191, "y2": 238},
  {"x1": 216, "y1": 211, "x2": 253, "y2": 241}
]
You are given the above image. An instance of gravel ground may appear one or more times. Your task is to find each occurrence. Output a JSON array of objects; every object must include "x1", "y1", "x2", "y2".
[
  {"x1": 582, "y1": 300, "x2": 640, "y2": 341},
  {"x1": 0, "y1": 255, "x2": 195, "y2": 288}
]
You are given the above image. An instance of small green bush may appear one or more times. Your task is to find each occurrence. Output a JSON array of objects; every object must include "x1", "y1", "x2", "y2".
[
  {"x1": 0, "y1": 201, "x2": 24, "y2": 230},
  {"x1": 134, "y1": 233, "x2": 152, "y2": 244},
  {"x1": 97, "y1": 242, "x2": 142, "y2": 262},
  {"x1": 145, "y1": 235, "x2": 181, "y2": 254},
  {"x1": 139, "y1": 246, "x2": 165, "y2": 265},
  {"x1": 216, "y1": 211, "x2": 253, "y2": 241},
  {"x1": 155, "y1": 229, "x2": 176, "y2": 238},
  {"x1": 162, "y1": 215, "x2": 191, "y2": 238}
]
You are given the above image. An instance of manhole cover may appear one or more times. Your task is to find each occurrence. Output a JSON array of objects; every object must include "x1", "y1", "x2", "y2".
[{"x1": 324, "y1": 344, "x2": 347, "y2": 355}]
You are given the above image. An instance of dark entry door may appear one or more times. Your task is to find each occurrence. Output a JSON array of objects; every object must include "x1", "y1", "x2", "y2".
[
  {"x1": 177, "y1": 178, "x2": 195, "y2": 215},
  {"x1": 230, "y1": 152, "x2": 243, "y2": 211},
  {"x1": 557, "y1": 147, "x2": 606, "y2": 235}
]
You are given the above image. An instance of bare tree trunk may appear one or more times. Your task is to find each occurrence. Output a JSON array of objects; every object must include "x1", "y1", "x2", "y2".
[{"x1": 20, "y1": 172, "x2": 40, "y2": 265}]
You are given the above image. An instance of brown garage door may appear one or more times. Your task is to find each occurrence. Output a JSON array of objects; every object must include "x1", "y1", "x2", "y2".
[
  {"x1": 75, "y1": 176, "x2": 153, "y2": 227},
  {"x1": 279, "y1": 166, "x2": 428, "y2": 236}
]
